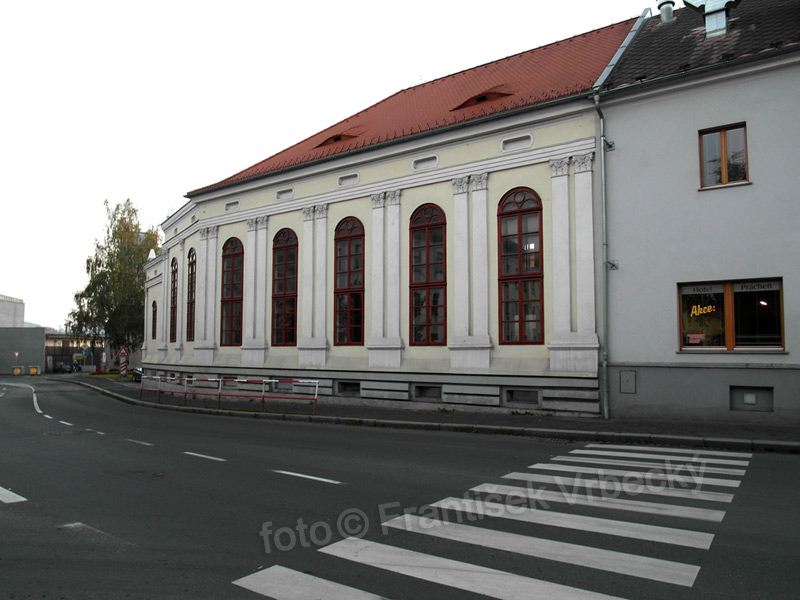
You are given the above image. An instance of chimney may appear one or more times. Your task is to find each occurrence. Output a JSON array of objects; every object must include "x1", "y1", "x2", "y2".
[
  {"x1": 684, "y1": 1, "x2": 743, "y2": 39},
  {"x1": 658, "y1": 0, "x2": 676, "y2": 23}
]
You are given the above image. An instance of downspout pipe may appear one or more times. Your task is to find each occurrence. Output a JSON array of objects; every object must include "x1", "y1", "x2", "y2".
[
  {"x1": 590, "y1": 8, "x2": 651, "y2": 420},
  {"x1": 594, "y1": 94, "x2": 610, "y2": 420}
]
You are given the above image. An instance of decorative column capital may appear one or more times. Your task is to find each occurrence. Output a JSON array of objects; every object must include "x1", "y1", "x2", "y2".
[
  {"x1": 179, "y1": 239, "x2": 185, "y2": 252},
  {"x1": 207, "y1": 225, "x2": 219, "y2": 240},
  {"x1": 371, "y1": 192, "x2": 385, "y2": 209},
  {"x1": 550, "y1": 158, "x2": 570, "y2": 178},
  {"x1": 452, "y1": 177, "x2": 469, "y2": 194},
  {"x1": 303, "y1": 206, "x2": 316, "y2": 221},
  {"x1": 247, "y1": 218, "x2": 258, "y2": 231},
  {"x1": 470, "y1": 173, "x2": 488, "y2": 191},
  {"x1": 256, "y1": 215, "x2": 269, "y2": 230},
  {"x1": 385, "y1": 190, "x2": 401, "y2": 206},
  {"x1": 315, "y1": 204, "x2": 329, "y2": 219},
  {"x1": 199, "y1": 227, "x2": 208, "y2": 241},
  {"x1": 574, "y1": 152, "x2": 594, "y2": 174}
]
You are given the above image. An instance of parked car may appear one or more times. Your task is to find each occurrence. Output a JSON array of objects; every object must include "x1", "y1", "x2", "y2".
[
  {"x1": 52, "y1": 363, "x2": 72, "y2": 374},
  {"x1": 132, "y1": 368, "x2": 142, "y2": 382}
]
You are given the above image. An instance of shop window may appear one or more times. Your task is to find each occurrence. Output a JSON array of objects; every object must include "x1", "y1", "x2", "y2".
[
  {"x1": 699, "y1": 124, "x2": 748, "y2": 188},
  {"x1": 186, "y1": 248, "x2": 196, "y2": 342},
  {"x1": 220, "y1": 238, "x2": 244, "y2": 346},
  {"x1": 334, "y1": 217, "x2": 364, "y2": 345},
  {"x1": 409, "y1": 204, "x2": 446, "y2": 345},
  {"x1": 169, "y1": 258, "x2": 178, "y2": 343},
  {"x1": 497, "y1": 188, "x2": 544, "y2": 344},
  {"x1": 271, "y1": 229, "x2": 298, "y2": 346},
  {"x1": 679, "y1": 279, "x2": 783, "y2": 350}
]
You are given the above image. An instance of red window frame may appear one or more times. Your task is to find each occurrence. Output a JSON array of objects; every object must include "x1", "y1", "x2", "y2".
[
  {"x1": 220, "y1": 237, "x2": 244, "y2": 347},
  {"x1": 334, "y1": 217, "x2": 365, "y2": 346},
  {"x1": 169, "y1": 257, "x2": 178, "y2": 343},
  {"x1": 409, "y1": 204, "x2": 447, "y2": 346},
  {"x1": 497, "y1": 187, "x2": 544, "y2": 345},
  {"x1": 186, "y1": 248, "x2": 196, "y2": 342},
  {"x1": 151, "y1": 301, "x2": 157, "y2": 340},
  {"x1": 271, "y1": 229, "x2": 298, "y2": 346}
]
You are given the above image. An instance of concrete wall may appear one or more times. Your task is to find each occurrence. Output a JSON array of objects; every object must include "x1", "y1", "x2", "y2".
[
  {"x1": 0, "y1": 327, "x2": 45, "y2": 374},
  {"x1": 603, "y1": 57, "x2": 800, "y2": 420}
]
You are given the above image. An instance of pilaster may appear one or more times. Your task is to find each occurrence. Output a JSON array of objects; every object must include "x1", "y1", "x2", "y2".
[
  {"x1": 448, "y1": 175, "x2": 492, "y2": 370},
  {"x1": 367, "y1": 190, "x2": 403, "y2": 368},
  {"x1": 194, "y1": 225, "x2": 218, "y2": 365},
  {"x1": 298, "y1": 205, "x2": 328, "y2": 367}
]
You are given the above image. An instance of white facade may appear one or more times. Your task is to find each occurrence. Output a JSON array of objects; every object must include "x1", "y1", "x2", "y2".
[
  {"x1": 602, "y1": 52, "x2": 800, "y2": 421},
  {"x1": 0, "y1": 295, "x2": 24, "y2": 327}
]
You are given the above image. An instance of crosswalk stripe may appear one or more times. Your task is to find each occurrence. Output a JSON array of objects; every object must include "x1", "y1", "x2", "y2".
[
  {"x1": 232, "y1": 565, "x2": 389, "y2": 599},
  {"x1": 0, "y1": 485, "x2": 27, "y2": 504},
  {"x1": 554, "y1": 456, "x2": 746, "y2": 476},
  {"x1": 471, "y1": 483, "x2": 727, "y2": 522},
  {"x1": 584, "y1": 443, "x2": 752, "y2": 459},
  {"x1": 385, "y1": 515, "x2": 700, "y2": 586},
  {"x1": 528, "y1": 463, "x2": 741, "y2": 488},
  {"x1": 503, "y1": 472, "x2": 734, "y2": 503},
  {"x1": 430, "y1": 497, "x2": 714, "y2": 549},
  {"x1": 570, "y1": 449, "x2": 749, "y2": 467},
  {"x1": 320, "y1": 537, "x2": 627, "y2": 600}
]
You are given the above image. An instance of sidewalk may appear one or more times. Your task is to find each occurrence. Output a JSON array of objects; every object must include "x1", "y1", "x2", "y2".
[{"x1": 63, "y1": 375, "x2": 799, "y2": 453}]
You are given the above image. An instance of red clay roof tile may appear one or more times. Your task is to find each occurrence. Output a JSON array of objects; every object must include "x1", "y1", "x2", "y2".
[{"x1": 189, "y1": 19, "x2": 637, "y2": 197}]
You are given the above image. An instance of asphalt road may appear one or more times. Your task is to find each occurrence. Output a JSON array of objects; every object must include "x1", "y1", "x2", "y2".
[{"x1": 1, "y1": 377, "x2": 798, "y2": 599}]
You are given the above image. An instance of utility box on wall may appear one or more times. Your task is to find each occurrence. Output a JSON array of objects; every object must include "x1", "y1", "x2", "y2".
[{"x1": 730, "y1": 386, "x2": 774, "y2": 412}]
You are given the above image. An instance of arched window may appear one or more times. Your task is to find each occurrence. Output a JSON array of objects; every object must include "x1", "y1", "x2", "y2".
[
  {"x1": 186, "y1": 248, "x2": 196, "y2": 342},
  {"x1": 409, "y1": 204, "x2": 446, "y2": 345},
  {"x1": 169, "y1": 257, "x2": 178, "y2": 343},
  {"x1": 151, "y1": 301, "x2": 157, "y2": 340},
  {"x1": 334, "y1": 217, "x2": 364, "y2": 345},
  {"x1": 221, "y1": 237, "x2": 244, "y2": 346},
  {"x1": 498, "y1": 188, "x2": 543, "y2": 344},
  {"x1": 271, "y1": 229, "x2": 298, "y2": 346}
]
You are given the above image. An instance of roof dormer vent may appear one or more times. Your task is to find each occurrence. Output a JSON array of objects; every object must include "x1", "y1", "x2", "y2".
[{"x1": 684, "y1": 0, "x2": 742, "y2": 39}]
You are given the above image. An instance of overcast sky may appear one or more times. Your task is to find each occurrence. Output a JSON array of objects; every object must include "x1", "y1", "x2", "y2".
[{"x1": 1, "y1": 0, "x2": 662, "y2": 330}]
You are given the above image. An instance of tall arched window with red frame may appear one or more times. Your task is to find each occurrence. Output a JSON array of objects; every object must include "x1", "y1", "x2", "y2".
[
  {"x1": 220, "y1": 237, "x2": 244, "y2": 346},
  {"x1": 409, "y1": 204, "x2": 446, "y2": 345},
  {"x1": 169, "y1": 257, "x2": 178, "y2": 343},
  {"x1": 334, "y1": 217, "x2": 364, "y2": 345},
  {"x1": 186, "y1": 248, "x2": 196, "y2": 342},
  {"x1": 271, "y1": 228, "x2": 298, "y2": 346},
  {"x1": 151, "y1": 301, "x2": 157, "y2": 340},
  {"x1": 498, "y1": 188, "x2": 543, "y2": 344}
]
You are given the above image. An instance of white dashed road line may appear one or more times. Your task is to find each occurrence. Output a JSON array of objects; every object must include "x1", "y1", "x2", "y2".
[
  {"x1": 125, "y1": 439, "x2": 154, "y2": 447},
  {"x1": 184, "y1": 451, "x2": 227, "y2": 462},
  {"x1": 271, "y1": 470, "x2": 342, "y2": 485},
  {"x1": 0, "y1": 486, "x2": 27, "y2": 504}
]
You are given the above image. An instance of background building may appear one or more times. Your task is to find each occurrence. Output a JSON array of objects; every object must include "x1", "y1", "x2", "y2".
[{"x1": 0, "y1": 294, "x2": 24, "y2": 327}]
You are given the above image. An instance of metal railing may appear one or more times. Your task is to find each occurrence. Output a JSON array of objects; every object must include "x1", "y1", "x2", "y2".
[{"x1": 139, "y1": 376, "x2": 320, "y2": 415}]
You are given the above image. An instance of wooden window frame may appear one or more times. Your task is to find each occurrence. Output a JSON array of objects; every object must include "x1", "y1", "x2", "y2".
[
  {"x1": 699, "y1": 123, "x2": 749, "y2": 188},
  {"x1": 186, "y1": 248, "x2": 196, "y2": 342},
  {"x1": 497, "y1": 187, "x2": 544, "y2": 345},
  {"x1": 220, "y1": 237, "x2": 244, "y2": 347},
  {"x1": 169, "y1": 258, "x2": 178, "y2": 343},
  {"x1": 678, "y1": 279, "x2": 784, "y2": 351},
  {"x1": 271, "y1": 228, "x2": 298, "y2": 347},
  {"x1": 409, "y1": 204, "x2": 447, "y2": 346},
  {"x1": 334, "y1": 217, "x2": 365, "y2": 346}
]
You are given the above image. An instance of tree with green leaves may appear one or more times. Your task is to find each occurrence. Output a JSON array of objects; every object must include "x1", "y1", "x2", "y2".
[{"x1": 67, "y1": 199, "x2": 159, "y2": 354}]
